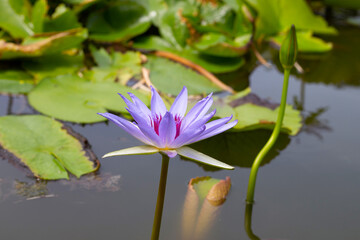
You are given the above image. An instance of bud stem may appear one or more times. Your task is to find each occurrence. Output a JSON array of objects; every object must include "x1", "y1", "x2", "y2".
[{"x1": 246, "y1": 68, "x2": 291, "y2": 203}]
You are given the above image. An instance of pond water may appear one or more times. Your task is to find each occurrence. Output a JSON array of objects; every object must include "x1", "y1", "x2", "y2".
[{"x1": 0, "y1": 27, "x2": 359, "y2": 240}]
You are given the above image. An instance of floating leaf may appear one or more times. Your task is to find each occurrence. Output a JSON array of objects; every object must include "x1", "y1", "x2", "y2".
[
  {"x1": 192, "y1": 33, "x2": 251, "y2": 57},
  {"x1": 254, "y1": 0, "x2": 337, "y2": 37},
  {"x1": 85, "y1": 48, "x2": 142, "y2": 84},
  {"x1": 145, "y1": 56, "x2": 222, "y2": 95},
  {"x1": 297, "y1": 29, "x2": 360, "y2": 87},
  {"x1": 0, "y1": 0, "x2": 34, "y2": 38},
  {"x1": 0, "y1": 115, "x2": 98, "y2": 180},
  {"x1": 42, "y1": 4, "x2": 81, "y2": 32},
  {"x1": 22, "y1": 52, "x2": 84, "y2": 81},
  {"x1": 190, "y1": 176, "x2": 231, "y2": 205},
  {"x1": 133, "y1": 36, "x2": 245, "y2": 73},
  {"x1": 270, "y1": 31, "x2": 332, "y2": 53},
  {"x1": 87, "y1": 1, "x2": 152, "y2": 42},
  {"x1": 0, "y1": 70, "x2": 34, "y2": 94},
  {"x1": 28, "y1": 74, "x2": 150, "y2": 123},
  {"x1": 182, "y1": 176, "x2": 231, "y2": 240},
  {"x1": 214, "y1": 90, "x2": 302, "y2": 135},
  {"x1": 0, "y1": 28, "x2": 88, "y2": 59}
]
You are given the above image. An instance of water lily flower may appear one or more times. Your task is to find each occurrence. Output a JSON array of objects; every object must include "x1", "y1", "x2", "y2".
[{"x1": 98, "y1": 86, "x2": 237, "y2": 169}]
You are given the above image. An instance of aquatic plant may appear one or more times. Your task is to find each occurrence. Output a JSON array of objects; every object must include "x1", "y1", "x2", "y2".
[{"x1": 98, "y1": 86, "x2": 237, "y2": 169}]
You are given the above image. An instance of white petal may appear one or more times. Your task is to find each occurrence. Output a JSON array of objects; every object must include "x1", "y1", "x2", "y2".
[
  {"x1": 176, "y1": 146, "x2": 234, "y2": 169},
  {"x1": 103, "y1": 145, "x2": 159, "y2": 158}
]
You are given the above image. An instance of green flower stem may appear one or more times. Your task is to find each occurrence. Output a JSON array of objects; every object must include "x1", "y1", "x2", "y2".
[
  {"x1": 246, "y1": 68, "x2": 291, "y2": 203},
  {"x1": 151, "y1": 154, "x2": 170, "y2": 240},
  {"x1": 245, "y1": 203, "x2": 260, "y2": 240}
]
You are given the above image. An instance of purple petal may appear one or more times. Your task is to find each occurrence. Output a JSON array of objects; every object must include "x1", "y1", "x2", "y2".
[
  {"x1": 119, "y1": 93, "x2": 151, "y2": 125},
  {"x1": 181, "y1": 93, "x2": 213, "y2": 131},
  {"x1": 161, "y1": 150, "x2": 178, "y2": 158},
  {"x1": 98, "y1": 113, "x2": 153, "y2": 145},
  {"x1": 170, "y1": 86, "x2": 188, "y2": 117},
  {"x1": 118, "y1": 93, "x2": 135, "y2": 108},
  {"x1": 151, "y1": 86, "x2": 167, "y2": 116},
  {"x1": 170, "y1": 125, "x2": 206, "y2": 148},
  {"x1": 158, "y1": 112, "x2": 176, "y2": 147},
  {"x1": 191, "y1": 118, "x2": 238, "y2": 143},
  {"x1": 126, "y1": 108, "x2": 164, "y2": 148},
  {"x1": 127, "y1": 92, "x2": 151, "y2": 116}
]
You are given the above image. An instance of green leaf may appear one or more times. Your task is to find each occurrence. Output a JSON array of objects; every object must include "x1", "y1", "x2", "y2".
[
  {"x1": 0, "y1": 70, "x2": 35, "y2": 94},
  {"x1": 87, "y1": 1, "x2": 151, "y2": 42},
  {"x1": 213, "y1": 89, "x2": 302, "y2": 135},
  {"x1": 255, "y1": 0, "x2": 337, "y2": 37},
  {"x1": 0, "y1": 0, "x2": 34, "y2": 38},
  {"x1": 271, "y1": 31, "x2": 332, "y2": 53},
  {"x1": 192, "y1": 32, "x2": 251, "y2": 57},
  {"x1": 176, "y1": 146, "x2": 234, "y2": 169},
  {"x1": 133, "y1": 36, "x2": 245, "y2": 73},
  {"x1": 22, "y1": 52, "x2": 84, "y2": 81},
  {"x1": 43, "y1": 4, "x2": 81, "y2": 32},
  {"x1": 28, "y1": 74, "x2": 150, "y2": 123},
  {"x1": 191, "y1": 177, "x2": 221, "y2": 201},
  {"x1": 145, "y1": 56, "x2": 222, "y2": 95},
  {"x1": 86, "y1": 48, "x2": 143, "y2": 84},
  {"x1": 0, "y1": 28, "x2": 88, "y2": 59},
  {"x1": 232, "y1": 103, "x2": 301, "y2": 135},
  {"x1": 31, "y1": 0, "x2": 47, "y2": 33},
  {"x1": 158, "y1": 2, "x2": 191, "y2": 49},
  {"x1": 189, "y1": 176, "x2": 231, "y2": 204},
  {"x1": 103, "y1": 145, "x2": 159, "y2": 158},
  {"x1": 0, "y1": 115, "x2": 97, "y2": 180}
]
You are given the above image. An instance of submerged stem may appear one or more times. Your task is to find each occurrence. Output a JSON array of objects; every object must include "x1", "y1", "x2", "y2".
[
  {"x1": 151, "y1": 154, "x2": 170, "y2": 240},
  {"x1": 246, "y1": 69, "x2": 291, "y2": 203},
  {"x1": 244, "y1": 203, "x2": 261, "y2": 240}
]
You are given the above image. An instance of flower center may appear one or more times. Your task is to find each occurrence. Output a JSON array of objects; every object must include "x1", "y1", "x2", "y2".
[{"x1": 150, "y1": 113, "x2": 182, "y2": 138}]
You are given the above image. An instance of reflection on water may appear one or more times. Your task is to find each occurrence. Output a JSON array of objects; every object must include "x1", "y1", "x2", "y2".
[{"x1": 182, "y1": 176, "x2": 231, "y2": 240}]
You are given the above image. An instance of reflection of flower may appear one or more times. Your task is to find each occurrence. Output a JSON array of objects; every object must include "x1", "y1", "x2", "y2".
[{"x1": 98, "y1": 86, "x2": 237, "y2": 169}]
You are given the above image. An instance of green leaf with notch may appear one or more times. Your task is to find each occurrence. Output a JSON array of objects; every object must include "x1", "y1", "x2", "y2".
[
  {"x1": 0, "y1": 115, "x2": 97, "y2": 180},
  {"x1": 28, "y1": 74, "x2": 150, "y2": 123}
]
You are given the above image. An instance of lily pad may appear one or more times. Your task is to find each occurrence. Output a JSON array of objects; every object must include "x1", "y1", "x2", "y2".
[
  {"x1": 0, "y1": 70, "x2": 34, "y2": 94},
  {"x1": 85, "y1": 48, "x2": 142, "y2": 84},
  {"x1": 190, "y1": 176, "x2": 231, "y2": 205},
  {"x1": 22, "y1": 52, "x2": 84, "y2": 81},
  {"x1": 0, "y1": 0, "x2": 34, "y2": 38},
  {"x1": 28, "y1": 74, "x2": 150, "y2": 123},
  {"x1": 0, "y1": 28, "x2": 88, "y2": 59},
  {"x1": 133, "y1": 36, "x2": 245, "y2": 73},
  {"x1": 182, "y1": 176, "x2": 231, "y2": 240},
  {"x1": 254, "y1": 0, "x2": 337, "y2": 37},
  {"x1": 270, "y1": 31, "x2": 333, "y2": 53},
  {"x1": 145, "y1": 56, "x2": 222, "y2": 95},
  {"x1": 213, "y1": 89, "x2": 302, "y2": 135},
  {"x1": 0, "y1": 115, "x2": 98, "y2": 180},
  {"x1": 192, "y1": 33, "x2": 251, "y2": 57},
  {"x1": 87, "y1": 1, "x2": 152, "y2": 42}
]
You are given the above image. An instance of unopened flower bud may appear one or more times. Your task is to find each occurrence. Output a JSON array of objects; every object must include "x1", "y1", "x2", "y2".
[{"x1": 280, "y1": 25, "x2": 298, "y2": 69}]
